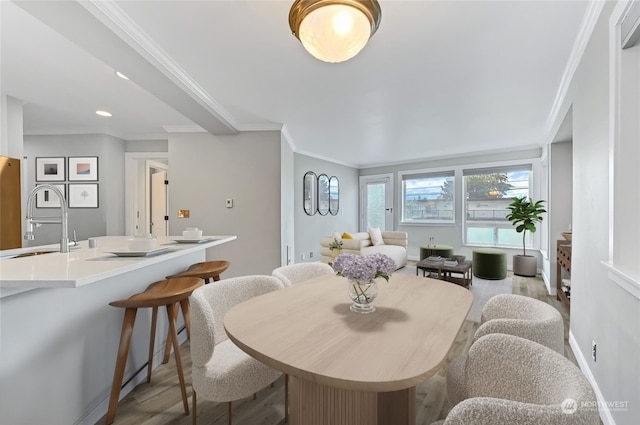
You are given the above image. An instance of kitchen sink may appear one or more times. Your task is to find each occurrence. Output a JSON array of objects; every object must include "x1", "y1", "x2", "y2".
[{"x1": 8, "y1": 250, "x2": 57, "y2": 259}]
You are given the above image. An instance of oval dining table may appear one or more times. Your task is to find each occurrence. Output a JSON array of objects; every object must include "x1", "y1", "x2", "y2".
[{"x1": 224, "y1": 272, "x2": 473, "y2": 425}]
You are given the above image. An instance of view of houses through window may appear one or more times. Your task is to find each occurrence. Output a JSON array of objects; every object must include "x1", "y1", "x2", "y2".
[
  {"x1": 401, "y1": 171, "x2": 455, "y2": 224},
  {"x1": 464, "y1": 165, "x2": 532, "y2": 247},
  {"x1": 395, "y1": 163, "x2": 534, "y2": 248}
]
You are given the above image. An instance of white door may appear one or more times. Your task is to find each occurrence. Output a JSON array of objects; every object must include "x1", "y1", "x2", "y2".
[
  {"x1": 124, "y1": 152, "x2": 168, "y2": 236},
  {"x1": 359, "y1": 174, "x2": 394, "y2": 231},
  {"x1": 150, "y1": 170, "x2": 168, "y2": 237}
]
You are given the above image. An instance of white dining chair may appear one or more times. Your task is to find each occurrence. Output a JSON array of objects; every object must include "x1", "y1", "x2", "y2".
[
  {"x1": 272, "y1": 262, "x2": 334, "y2": 287},
  {"x1": 190, "y1": 275, "x2": 287, "y2": 425},
  {"x1": 447, "y1": 293, "x2": 565, "y2": 405},
  {"x1": 435, "y1": 334, "x2": 599, "y2": 425}
]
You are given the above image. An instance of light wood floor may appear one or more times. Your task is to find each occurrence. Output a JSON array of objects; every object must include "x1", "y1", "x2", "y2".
[{"x1": 97, "y1": 272, "x2": 572, "y2": 425}]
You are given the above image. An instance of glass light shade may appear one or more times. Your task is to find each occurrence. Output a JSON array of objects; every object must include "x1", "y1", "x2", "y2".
[{"x1": 298, "y1": 4, "x2": 372, "y2": 63}]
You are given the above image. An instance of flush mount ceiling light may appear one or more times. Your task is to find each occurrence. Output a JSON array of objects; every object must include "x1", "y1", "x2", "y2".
[
  {"x1": 115, "y1": 71, "x2": 129, "y2": 80},
  {"x1": 96, "y1": 110, "x2": 112, "y2": 117},
  {"x1": 289, "y1": 0, "x2": 381, "y2": 63}
]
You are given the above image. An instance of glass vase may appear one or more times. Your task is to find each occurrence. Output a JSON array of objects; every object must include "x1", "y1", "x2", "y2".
[{"x1": 348, "y1": 279, "x2": 378, "y2": 314}]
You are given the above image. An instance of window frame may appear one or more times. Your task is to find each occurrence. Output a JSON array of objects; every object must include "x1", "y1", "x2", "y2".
[
  {"x1": 399, "y1": 167, "x2": 456, "y2": 225},
  {"x1": 461, "y1": 161, "x2": 541, "y2": 249}
]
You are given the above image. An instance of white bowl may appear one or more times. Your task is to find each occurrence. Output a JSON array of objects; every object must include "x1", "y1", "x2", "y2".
[
  {"x1": 128, "y1": 236, "x2": 157, "y2": 251},
  {"x1": 183, "y1": 228, "x2": 203, "y2": 239}
]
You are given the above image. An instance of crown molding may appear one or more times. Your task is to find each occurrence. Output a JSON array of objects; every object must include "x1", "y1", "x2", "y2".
[
  {"x1": 236, "y1": 122, "x2": 284, "y2": 132},
  {"x1": 23, "y1": 128, "x2": 126, "y2": 139},
  {"x1": 294, "y1": 147, "x2": 360, "y2": 169},
  {"x1": 358, "y1": 144, "x2": 543, "y2": 170},
  {"x1": 545, "y1": 1, "x2": 606, "y2": 138},
  {"x1": 121, "y1": 133, "x2": 170, "y2": 141},
  {"x1": 162, "y1": 125, "x2": 206, "y2": 133},
  {"x1": 83, "y1": 0, "x2": 238, "y2": 132},
  {"x1": 24, "y1": 128, "x2": 168, "y2": 141},
  {"x1": 281, "y1": 125, "x2": 297, "y2": 152}
]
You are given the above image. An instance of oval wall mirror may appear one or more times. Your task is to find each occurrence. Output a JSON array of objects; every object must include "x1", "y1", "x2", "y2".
[
  {"x1": 329, "y1": 176, "x2": 339, "y2": 216},
  {"x1": 317, "y1": 174, "x2": 330, "y2": 215},
  {"x1": 303, "y1": 171, "x2": 317, "y2": 216}
]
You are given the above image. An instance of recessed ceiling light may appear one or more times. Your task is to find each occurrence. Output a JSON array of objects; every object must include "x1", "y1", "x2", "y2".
[
  {"x1": 115, "y1": 71, "x2": 129, "y2": 80},
  {"x1": 96, "y1": 110, "x2": 112, "y2": 117}
]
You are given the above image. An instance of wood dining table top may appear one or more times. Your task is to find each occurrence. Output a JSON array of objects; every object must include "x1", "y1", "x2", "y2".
[{"x1": 224, "y1": 273, "x2": 473, "y2": 393}]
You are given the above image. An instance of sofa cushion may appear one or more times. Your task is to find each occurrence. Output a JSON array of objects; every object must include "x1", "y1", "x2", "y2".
[
  {"x1": 362, "y1": 245, "x2": 407, "y2": 270},
  {"x1": 368, "y1": 227, "x2": 384, "y2": 246}
]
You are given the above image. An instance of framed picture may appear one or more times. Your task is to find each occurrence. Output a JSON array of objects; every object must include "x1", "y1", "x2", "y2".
[
  {"x1": 36, "y1": 157, "x2": 65, "y2": 181},
  {"x1": 36, "y1": 184, "x2": 66, "y2": 208},
  {"x1": 68, "y1": 156, "x2": 98, "y2": 181},
  {"x1": 68, "y1": 184, "x2": 99, "y2": 208}
]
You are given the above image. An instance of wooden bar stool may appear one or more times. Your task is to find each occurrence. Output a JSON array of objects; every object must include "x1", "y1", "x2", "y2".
[
  {"x1": 162, "y1": 260, "x2": 231, "y2": 363},
  {"x1": 166, "y1": 260, "x2": 231, "y2": 283},
  {"x1": 105, "y1": 277, "x2": 203, "y2": 425}
]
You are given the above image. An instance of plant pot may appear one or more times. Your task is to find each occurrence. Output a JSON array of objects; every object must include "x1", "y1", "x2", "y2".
[
  {"x1": 331, "y1": 248, "x2": 341, "y2": 258},
  {"x1": 513, "y1": 255, "x2": 537, "y2": 277}
]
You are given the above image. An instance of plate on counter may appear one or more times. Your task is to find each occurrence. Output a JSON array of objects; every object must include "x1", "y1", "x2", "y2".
[
  {"x1": 172, "y1": 238, "x2": 216, "y2": 244},
  {"x1": 107, "y1": 247, "x2": 171, "y2": 257}
]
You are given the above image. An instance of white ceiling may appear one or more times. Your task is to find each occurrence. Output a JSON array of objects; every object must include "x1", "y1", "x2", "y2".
[{"x1": 1, "y1": 0, "x2": 587, "y2": 168}]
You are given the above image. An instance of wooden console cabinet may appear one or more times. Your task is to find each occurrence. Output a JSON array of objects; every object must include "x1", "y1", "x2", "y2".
[{"x1": 556, "y1": 240, "x2": 571, "y2": 311}]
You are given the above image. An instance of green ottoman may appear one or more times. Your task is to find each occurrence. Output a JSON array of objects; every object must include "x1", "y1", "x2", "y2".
[
  {"x1": 472, "y1": 248, "x2": 507, "y2": 280},
  {"x1": 420, "y1": 244, "x2": 454, "y2": 261}
]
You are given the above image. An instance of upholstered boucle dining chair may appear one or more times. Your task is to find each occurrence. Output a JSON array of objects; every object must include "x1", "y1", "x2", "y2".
[
  {"x1": 447, "y1": 293, "x2": 564, "y2": 405},
  {"x1": 272, "y1": 262, "x2": 334, "y2": 287},
  {"x1": 434, "y1": 334, "x2": 600, "y2": 425},
  {"x1": 476, "y1": 293, "x2": 565, "y2": 353},
  {"x1": 190, "y1": 275, "x2": 287, "y2": 425}
]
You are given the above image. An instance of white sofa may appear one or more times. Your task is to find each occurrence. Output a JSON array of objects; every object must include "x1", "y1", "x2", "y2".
[{"x1": 320, "y1": 231, "x2": 408, "y2": 269}]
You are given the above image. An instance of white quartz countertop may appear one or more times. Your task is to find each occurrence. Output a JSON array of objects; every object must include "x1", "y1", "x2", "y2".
[{"x1": 0, "y1": 235, "x2": 236, "y2": 289}]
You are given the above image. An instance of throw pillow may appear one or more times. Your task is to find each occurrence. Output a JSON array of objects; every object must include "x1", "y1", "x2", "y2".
[
  {"x1": 368, "y1": 227, "x2": 384, "y2": 246},
  {"x1": 342, "y1": 232, "x2": 353, "y2": 239},
  {"x1": 332, "y1": 231, "x2": 342, "y2": 240}
]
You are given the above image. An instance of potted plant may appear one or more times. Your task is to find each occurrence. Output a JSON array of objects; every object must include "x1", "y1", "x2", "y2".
[
  {"x1": 506, "y1": 196, "x2": 546, "y2": 277},
  {"x1": 328, "y1": 238, "x2": 343, "y2": 257}
]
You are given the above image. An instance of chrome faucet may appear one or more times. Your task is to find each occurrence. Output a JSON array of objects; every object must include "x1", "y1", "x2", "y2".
[{"x1": 25, "y1": 184, "x2": 70, "y2": 253}]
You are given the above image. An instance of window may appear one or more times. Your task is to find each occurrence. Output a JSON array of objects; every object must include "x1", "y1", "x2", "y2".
[
  {"x1": 463, "y1": 165, "x2": 532, "y2": 246},
  {"x1": 401, "y1": 170, "x2": 455, "y2": 224}
]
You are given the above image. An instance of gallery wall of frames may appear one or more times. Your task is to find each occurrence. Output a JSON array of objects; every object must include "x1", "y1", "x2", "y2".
[
  {"x1": 303, "y1": 171, "x2": 339, "y2": 216},
  {"x1": 34, "y1": 156, "x2": 99, "y2": 208}
]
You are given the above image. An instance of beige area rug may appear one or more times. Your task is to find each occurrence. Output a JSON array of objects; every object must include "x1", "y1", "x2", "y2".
[{"x1": 397, "y1": 265, "x2": 512, "y2": 322}]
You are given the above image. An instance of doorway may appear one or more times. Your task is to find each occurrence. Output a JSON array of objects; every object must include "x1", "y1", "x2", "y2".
[
  {"x1": 148, "y1": 161, "x2": 168, "y2": 237},
  {"x1": 359, "y1": 173, "x2": 394, "y2": 231},
  {"x1": 124, "y1": 152, "x2": 169, "y2": 236}
]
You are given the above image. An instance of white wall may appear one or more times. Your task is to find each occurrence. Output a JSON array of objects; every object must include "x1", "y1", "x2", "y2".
[
  {"x1": 168, "y1": 131, "x2": 282, "y2": 276},
  {"x1": 294, "y1": 153, "x2": 359, "y2": 263},
  {"x1": 281, "y1": 133, "x2": 295, "y2": 266},
  {"x1": 0, "y1": 95, "x2": 24, "y2": 159},
  {"x1": 548, "y1": 2, "x2": 640, "y2": 423},
  {"x1": 549, "y1": 140, "x2": 573, "y2": 294}
]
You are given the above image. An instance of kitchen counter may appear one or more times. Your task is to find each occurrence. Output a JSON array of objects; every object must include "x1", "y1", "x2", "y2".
[
  {"x1": 0, "y1": 234, "x2": 236, "y2": 425},
  {"x1": 0, "y1": 235, "x2": 237, "y2": 292}
]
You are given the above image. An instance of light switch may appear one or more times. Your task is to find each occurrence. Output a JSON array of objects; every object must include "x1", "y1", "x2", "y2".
[{"x1": 226, "y1": 198, "x2": 233, "y2": 208}]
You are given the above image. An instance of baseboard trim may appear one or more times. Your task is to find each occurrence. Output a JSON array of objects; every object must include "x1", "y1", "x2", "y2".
[
  {"x1": 569, "y1": 330, "x2": 616, "y2": 425},
  {"x1": 541, "y1": 269, "x2": 552, "y2": 294},
  {"x1": 75, "y1": 330, "x2": 189, "y2": 425}
]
